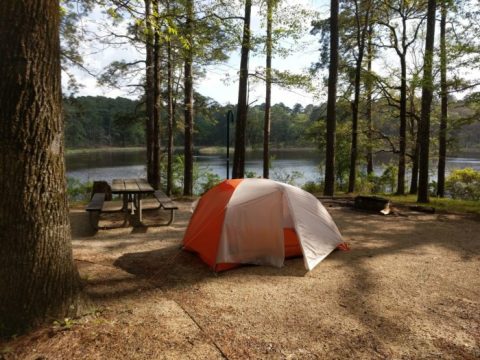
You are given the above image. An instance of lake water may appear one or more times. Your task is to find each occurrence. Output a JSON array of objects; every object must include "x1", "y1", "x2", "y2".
[{"x1": 66, "y1": 148, "x2": 480, "y2": 188}]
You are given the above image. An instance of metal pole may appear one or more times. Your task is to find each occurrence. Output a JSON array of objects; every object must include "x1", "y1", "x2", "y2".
[{"x1": 226, "y1": 110, "x2": 234, "y2": 179}]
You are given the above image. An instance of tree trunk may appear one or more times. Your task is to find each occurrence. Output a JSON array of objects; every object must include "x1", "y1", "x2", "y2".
[
  {"x1": 397, "y1": 54, "x2": 407, "y2": 195},
  {"x1": 263, "y1": 0, "x2": 273, "y2": 179},
  {"x1": 145, "y1": 0, "x2": 155, "y2": 185},
  {"x1": 409, "y1": 130, "x2": 420, "y2": 194},
  {"x1": 348, "y1": 1, "x2": 370, "y2": 193},
  {"x1": 409, "y1": 91, "x2": 420, "y2": 194},
  {"x1": 232, "y1": 0, "x2": 252, "y2": 179},
  {"x1": 152, "y1": 0, "x2": 161, "y2": 190},
  {"x1": 437, "y1": 0, "x2": 447, "y2": 197},
  {"x1": 166, "y1": 1, "x2": 174, "y2": 196},
  {"x1": 0, "y1": 0, "x2": 83, "y2": 337},
  {"x1": 366, "y1": 24, "x2": 374, "y2": 175},
  {"x1": 183, "y1": 0, "x2": 194, "y2": 196},
  {"x1": 417, "y1": 0, "x2": 437, "y2": 203},
  {"x1": 324, "y1": 0, "x2": 339, "y2": 196}
]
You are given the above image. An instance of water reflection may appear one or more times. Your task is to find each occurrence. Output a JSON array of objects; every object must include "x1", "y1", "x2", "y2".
[{"x1": 65, "y1": 148, "x2": 480, "y2": 186}]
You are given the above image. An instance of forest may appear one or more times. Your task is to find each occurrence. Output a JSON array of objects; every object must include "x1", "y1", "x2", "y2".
[{"x1": 65, "y1": 93, "x2": 480, "y2": 159}]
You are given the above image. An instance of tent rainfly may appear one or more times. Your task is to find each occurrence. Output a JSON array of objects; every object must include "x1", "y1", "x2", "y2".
[{"x1": 183, "y1": 178, "x2": 347, "y2": 272}]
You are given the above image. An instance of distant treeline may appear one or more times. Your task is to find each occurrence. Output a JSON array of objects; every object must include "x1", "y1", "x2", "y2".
[
  {"x1": 63, "y1": 95, "x2": 321, "y2": 149},
  {"x1": 64, "y1": 95, "x2": 479, "y2": 154}
]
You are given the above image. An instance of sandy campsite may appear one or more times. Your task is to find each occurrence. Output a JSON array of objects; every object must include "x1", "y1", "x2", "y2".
[{"x1": 1, "y1": 199, "x2": 479, "y2": 359}]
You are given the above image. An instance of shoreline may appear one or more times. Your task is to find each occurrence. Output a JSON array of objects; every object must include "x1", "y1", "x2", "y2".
[
  {"x1": 66, "y1": 145, "x2": 480, "y2": 157},
  {"x1": 65, "y1": 146, "x2": 319, "y2": 156}
]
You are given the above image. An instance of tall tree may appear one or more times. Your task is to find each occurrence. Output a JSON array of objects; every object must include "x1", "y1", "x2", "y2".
[
  {"x1": 347, "y1": 0, "x2": 372, "y2": 192},
  {"x1": 378, "y1": 0, "x2": 426, "y2": 195},
  {"x1": 324, "y1": 0, "x2": 339, "y2": 196},
  {"x1": 417, "y1": 0, "x2": 437, "y2": 203},
  {"x1": 145, "y1": 0, "x2": 156, "y2": 186},
  {"x1": 408, "y1": 79, "x2": 421, "y2": 194},
  {"x1": 365, "y1": 24, "x2": 374, "y2": 175},
  {"x1": 263, "y1": 0, "x2": 274, "y2": 179},
  {"x1": 152, "y1": 0, "x2": 161, "y2": 190},
  {"x1": 166, "y1": 0, "x2": 175, "y2": 196},
  {"x1": 233, "y1": 0, "x2": 252, "y2": 179},
  {"x1": 0, "y1": 0, "x2": 83, "y2": 337},
  {"x1": 183, "y1": 0, "x2": 194, "y2": 195},
  {"x1": 436, "y1": 0, "x2": 448, "y2": 197}
]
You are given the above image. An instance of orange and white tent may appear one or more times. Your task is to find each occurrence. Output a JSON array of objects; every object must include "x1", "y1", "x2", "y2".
[{"x1": 183, "y1": 178, "x2": 345, "y2": 272}]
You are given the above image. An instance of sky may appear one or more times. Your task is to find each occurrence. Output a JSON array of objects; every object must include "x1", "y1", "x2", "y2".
[
  {"x1": 65, "y1": 0, "x2": 480, "y2": 108},
  {"x1": 64, "y1": 0, "x2": 330, "y2": 107}
]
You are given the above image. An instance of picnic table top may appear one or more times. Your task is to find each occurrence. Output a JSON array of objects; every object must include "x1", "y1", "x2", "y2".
[{"x1": 111, "y1": 178, "x2": 154, "y2": 194}]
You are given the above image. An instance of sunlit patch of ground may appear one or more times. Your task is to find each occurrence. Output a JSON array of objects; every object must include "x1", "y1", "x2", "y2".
[{"x1": 2, "y1": 201, "x2": 479, "y2": 359}]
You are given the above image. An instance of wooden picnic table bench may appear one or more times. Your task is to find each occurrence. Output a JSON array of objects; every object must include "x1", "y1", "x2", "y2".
[
  {"x1": 85, "y1": 192, "x2": 106, "y2": 230},
  {"x1": 85, "y1": 179, "x2": 178, "y2": 229},
  {"x1": 85, "y1": 192, "x2": 126, "y2": 230},
  {"x1": 153, "y1": 190, "x2": 179, "y2": 226}
]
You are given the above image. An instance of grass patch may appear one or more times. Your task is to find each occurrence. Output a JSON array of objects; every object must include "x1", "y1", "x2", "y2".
[
  {"x1": 197, "y1": 146, "x2": 318, "y2": 155},
  {"x1": 386, "y1": 194, "x2": 480, "y2": 215},
  {"x1": 197, "y1": 146, "x2": 227, "y2": 155},
  {"x1": 66, "y1": 147, "x2": 145, "y2": 155}
]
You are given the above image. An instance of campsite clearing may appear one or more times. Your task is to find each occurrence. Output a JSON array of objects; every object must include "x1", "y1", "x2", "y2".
[{"x1": 1, "y1": 201, "x2": 479, "y2": 359}]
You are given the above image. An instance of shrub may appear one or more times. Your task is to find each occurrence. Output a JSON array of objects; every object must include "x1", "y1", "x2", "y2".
[
  {"x1": 355, "y1": 173, "x2": 378, "y2": 194},
  {"x1": 67, "y1": 178, "x2": 92, "y2": 202},
  {"x1": 302, "y1": 181, "x2": 323, "y2": 194},
  {"x1": 271, "y1": 170, "x2": 304, "y2": 186},
  {"x1": 198, "y1": 171, "x2": 222, "y2": 195},
  {"x1": 445, "y1": 168, "x2": 480, "y2": 200},
  {"x1": 379, "y1": 163, "x2": 398, "y2": 193},
  {"x1": 245, "y1": 171, "x2": 259, "y2": 178}
]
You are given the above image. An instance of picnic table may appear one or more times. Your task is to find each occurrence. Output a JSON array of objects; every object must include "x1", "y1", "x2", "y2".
[
  {"x1": 111, "y1": 178, "x2": 155, "y2": 225},
  {"x1": 86, "y1": 178, "x2": 178, "y2": 229}
]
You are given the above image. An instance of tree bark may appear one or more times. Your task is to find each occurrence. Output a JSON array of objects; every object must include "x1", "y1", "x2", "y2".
[
  {"x1": 409, "y1": 129, "x2": 420, "y2": 194},
  {"x1": 409, "y1": 91, "x2": 420, "y2": 194},
  {"x1": 324, "y1": 0, "x2": 339, "y2": 196},
  {"x1": 0, "y1": 0, "x2": 83, "y2": 337},
  {"x1": 263, "y1": 0, "x2": 273, "y2": 179},
  {"x1": 166, "y1": 0, "x2": 174, "y2": 196},
  {"x1": 232, "y1": 0, "x2": 252, "y2": 179},
  {"x1": 183, "y1": 0, "x2": 194, "y2": 196},
  {"x1": 366, "y1": 24, "x2": 374, "y2": 175},
  {"x1": 145, "y1": 0, "x2": 155, "y2": 186},
  {"x1": 437, "y1": 0, "x2": 447, "y2": 197},
  {"x1": 152, "y1": 0, "x2": 161, "y2": 190},
  {"x1": 417, "y1": 0, "x2": 437, "y2": 203},
  {"x1": 397, "y1": 53, "x2": 407, "y2": 195}
]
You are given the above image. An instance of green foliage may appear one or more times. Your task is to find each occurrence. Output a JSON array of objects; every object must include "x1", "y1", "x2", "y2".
[
  {"x1": 53, "y1": 318, "x2": 76, "y2": 331},
  {"x1": 67, "y1": 177, "x2": 92, "y2": 202},
  {"x1": 62, "y1": 95, "x2": 480, "y2": 161},
  {"x1": 353, "y1": 170, "x2": 399, "y2": 195},
  {"x1": 162, "y1": 155, "x2": 196, "y2": 196},
  {"x1": 387, "y1": 194, "x2": 480, "y2": 215},
  {"x1": 379, "y1": 163, "x2": 398, "y2": 194},
  {"x1": 354, "y1": 173, "x2": 380, "y2": 194},
  {"x1": 302, "y1": 181, "x2": 324, "y2": 194},
  {"x1": 245, "y1": 171, "x2": 259, "y2": 178},
  {"x1": 198, "y1": 172, "x2": 222, "y2": 195},
  {"x1": 445, "y1": 168, "x2": 480, "y2": 200},
  {"x1": 162, "y1": 154, "x2": 212, "y2": 196},
  {"x1": 64, "y1": 96, "x2": 144, "y2": 148},
  {"x1": 271, "y1": 170, "x2": 304, "y2": 186}
]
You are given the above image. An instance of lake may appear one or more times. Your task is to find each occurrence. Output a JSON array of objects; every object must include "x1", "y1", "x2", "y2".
[{"x1": 66, "y1": 148, "x2": 480, "y2": 189}]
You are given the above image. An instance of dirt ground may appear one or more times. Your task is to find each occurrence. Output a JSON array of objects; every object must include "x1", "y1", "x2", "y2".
[{"x1": 1, "y1": 200, "x2": 479, "y2": 359}]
